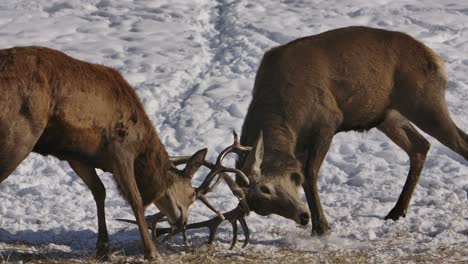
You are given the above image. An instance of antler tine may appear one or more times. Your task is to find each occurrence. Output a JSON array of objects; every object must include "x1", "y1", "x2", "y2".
[
  {"x1": 198, "y1": 131, "x2": 252, "y2": 191},
  {"x1": 239, "y1": 218, "x2": 250, "y2": 248},
  {"x1": 216, "y1": 133, "x2": 252, "y2": 165},
  {"x1": 229, "y1": 220, "x2": 238, "y2": 250},
  {"x1": 218, "y1": 168, "x2": 249, "y2": 190},
  {"x1": 182, "y1": 227, "x2": 189, "y2": 246},
  {"x1": 232, "y1": 130, "x2": 253, "y2": 152},
  {"x1": 218, "y1": 172, "x2": 249, "y2": 207},
  {"x1": 196, "y1": 162, "x2": 249, "y2": 196},
  {"x1": 152, "y1": 204, "x2": 250, "y2": 248},
  {"x1": 116, "y1": 212, "x2": 170, "y2": 242},
  {"x1": 172, "y1": 132, "x2": 252, "y2": 196},
  {"x1": 116, "y1": 212, "x2": 167, "y2": 227},
  {"x1": 151, "y1": 214, "x2": 223, "y2": 241},
  {"x1": 197, "y1": 169, "x2": 249, "y2": 222},
  {"x1": 198, "y1": 194, "x2": 225, "y2": 221},
  {"x1": 196, "y1": 168, "x2": 223, "y2": 195}
]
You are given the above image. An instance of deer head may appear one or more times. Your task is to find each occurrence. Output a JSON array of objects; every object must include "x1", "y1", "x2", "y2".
[
  {"x1": 241, "y1": 131, "x2": 310, "y2": 226},
  {"x1": 149, "y1": 134, "x2": 253, "y2": 248},
  {"x1": 147, "y1": 132, "x2": 309, "y2": 248},
  {"x1": 153, "y1": 148, "x2": 208, "y2": 230},
  {"x1": 118, "y1": 139, "x2": 251, "y2": 245}
]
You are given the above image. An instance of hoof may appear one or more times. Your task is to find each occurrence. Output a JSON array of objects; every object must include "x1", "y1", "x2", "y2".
[
  {"x1": 384, "y1": 209, "x2": 406, "y2": 221},
  {"x1": 95, "y1": 252, "x2": 110, "y2": 262},
  {"x1": 95, "y1": 243, "x2": 110, "y2": 262},
  {"x1": 311, "y1": 222, "x2": 331, "y2": 236},
  {"x1": 144, "y1": 251, "x2": 161, "y2": 261}
]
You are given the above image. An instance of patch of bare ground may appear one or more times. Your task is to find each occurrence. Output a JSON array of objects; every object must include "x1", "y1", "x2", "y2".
[{"x1": 1, "y1": 241, "x2": 467, "y2": 264}]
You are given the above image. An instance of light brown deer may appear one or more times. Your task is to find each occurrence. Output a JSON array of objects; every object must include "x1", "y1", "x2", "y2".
[
  {"x1": 235, "y1": 26, "x2": 468, "y2": 236},
  {"x1": 0, "y1": 46, "x2": 212, "y2": 260}
]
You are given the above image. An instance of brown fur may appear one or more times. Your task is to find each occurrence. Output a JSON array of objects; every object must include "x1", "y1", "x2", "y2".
[
  {"x1": 0, "y1": 46, "x2": 203, "y2": 260},
  {"x1": 238, "y1": 26, "x2": 467, "y2": 235}
]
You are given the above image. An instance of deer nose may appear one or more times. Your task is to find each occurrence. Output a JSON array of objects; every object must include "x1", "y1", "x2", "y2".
[{"x1": 299, "y1": 212, "x2": 310, "y2": 226}]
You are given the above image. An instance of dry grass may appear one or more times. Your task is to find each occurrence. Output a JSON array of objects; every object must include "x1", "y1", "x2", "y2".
[{"x1": 1, "y1": 241, "x2": 467, "y2": 264}]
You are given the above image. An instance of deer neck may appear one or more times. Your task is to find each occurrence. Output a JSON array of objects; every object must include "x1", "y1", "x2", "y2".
[
  {"x1": 261, "y1": 126, "x2": 299, "y2": 176},
  {"x1": 134, "y1": 128, "x2": 173, "y2": 206}
]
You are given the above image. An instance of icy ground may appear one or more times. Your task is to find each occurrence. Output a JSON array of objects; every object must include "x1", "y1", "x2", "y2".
[{"x1": 0, "y1": 0, "x2": 467, "y2": 263}]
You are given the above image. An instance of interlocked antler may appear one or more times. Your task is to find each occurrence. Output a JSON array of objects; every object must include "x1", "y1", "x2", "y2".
[
  {"x1": 167, "y1": 131, "x2": 251, "y2": 223},
  {"x1": 160, "y1": 131, "x2": 252, "y2": 248},
  {"x1": 118, "y1": 131, "x2": 253, "y2": 248},
  {"x1": 162, "y1": 132, "x2": 253, "y2": 248},
  {"x1": 154, "y1": 196, "x2": 250, "y2": 249},
  {"x1": 193, "y1": 131, "x2": 251, "y2": 217}
]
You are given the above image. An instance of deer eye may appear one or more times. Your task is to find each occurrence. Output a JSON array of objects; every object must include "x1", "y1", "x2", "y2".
[
  {"x1": 259, "y1": 185, "x2": 272, "y2": 195},
  {"x1": 290, "y1": 173, "x2": 303, "y2": 185}
]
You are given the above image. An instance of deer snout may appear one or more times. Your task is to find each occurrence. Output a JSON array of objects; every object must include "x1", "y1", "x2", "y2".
[
  {"x1": 299, "y1": 211, "x2": 310, "y2": 226},
  {"x1": 173, "y1": 205, "x2": 187, "y2": 228}
]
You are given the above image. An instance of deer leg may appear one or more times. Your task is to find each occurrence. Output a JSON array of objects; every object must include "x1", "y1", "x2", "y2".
[
  {"x1": 396, "y1": 81, "x2": 468, "y2": 161},
  {"x1": 456, "y1": 126, "x2": 468, "y2": 143},
  {"x1": 68, "y1": 161, "x2": 109, "y2": 260},
  {"x1": 377, "y1": 110, "x2": 430, "y2": 220},
  {"x1": 0, "y1": 144, "x2": 34, "y2": 184},
  {"x1": 111, "y1": 150, "x2": 158, "y2": 260},
  {"x1": 303, "y1": 129, "x2": 335, "y2": 236},
  {"x1": 406, "y1": 108, "x2": 468, "y2": 161},
  {"x1": 0, "y1": 121, "x2": 43, "y2": 183}
]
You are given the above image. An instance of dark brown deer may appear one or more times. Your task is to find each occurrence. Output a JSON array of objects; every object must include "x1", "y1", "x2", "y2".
[
  {"x1": 235, "y1": 26, "x2": 468, "y2": 236},
  {"x1": 0, "y1": 46, "x2": 214, "y2": 260}
]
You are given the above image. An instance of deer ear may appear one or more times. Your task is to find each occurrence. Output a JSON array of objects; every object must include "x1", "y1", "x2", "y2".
[
  {"x1": 242, "y1": 131, "x2": 264, "y2": 178},
  {"x1": 182, "y1": 148, "x2": 208, "y2": 178}
]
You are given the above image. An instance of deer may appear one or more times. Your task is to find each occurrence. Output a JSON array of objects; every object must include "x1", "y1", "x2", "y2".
[
  {"x1": 0, "y1": 46, "x2": 249, "y2": 260},
  {"x1": 232, "y1": 26, "x2": 468, "y2": 237},
  {"x1": 116, "y1": 26, "x2": 468, "y2": 247}
]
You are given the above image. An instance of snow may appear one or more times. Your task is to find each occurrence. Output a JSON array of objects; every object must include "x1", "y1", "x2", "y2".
[{"x1": 0, "y1": 0, "x2": 467, "y2": 262}]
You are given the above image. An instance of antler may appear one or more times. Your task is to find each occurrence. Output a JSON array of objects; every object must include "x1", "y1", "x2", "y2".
[
  {"x1": 170, "y1": 131, "x2": 252, "y2": 222},
  {"x1": 116, "y1": 212, "x2": 169, "y2": 241},
  {"x1": 195, "y1": 131, "x2": 252, "y2": 194},
  {"x1": 194, "y1": 173, "x2": 251, "y2": 249},
  {"x1": 156, "y1": 131, "x2": 252, "y2": 248},
  {"x1": 117, "y1": 131, "x2": 253, "y2": 248},
  {"x1": 171, "y1": 131, "x2": 251, "y2": 193},
  {"x1": 154, "y1": 201, "x2": 250, "y2": 249},
  {"x1": 152, "y1": 171, "x2": 250, "y2": 248}
]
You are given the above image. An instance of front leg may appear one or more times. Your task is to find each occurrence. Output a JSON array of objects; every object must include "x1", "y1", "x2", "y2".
[
  {"x1": 112, "y1": 148, "x2": 158, "y2": 260},
  {"x1": 302, "y1": 129, "x2": 335, "y2": 236}
]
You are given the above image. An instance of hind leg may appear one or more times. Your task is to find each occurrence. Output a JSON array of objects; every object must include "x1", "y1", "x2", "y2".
[
  {"x1": 0, "y1": 120, "x2": 44, "y2": 235},
  {"x1": 68, "y1": 161, "x2": 109, "y2": 261},
  {"x1": 0, "y1": 121, "x2": 43, "y2": 183},
  {"x1": 395, "y1": 80, "x2": 467, "y2": 161},
  {"x1": 456, "y1": 126, "x2": 468, "y2": 144},
  {"x1": 378, "y1": 110, "x2": 430, "y2": 220},
  {"x1": 410, "y1": 109, "x2": 467, "y2": 160}
]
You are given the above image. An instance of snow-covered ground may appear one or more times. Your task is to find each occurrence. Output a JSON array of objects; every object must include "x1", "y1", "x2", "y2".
[{"x1": 0, "y1": 0, "x2": 467, "y2": 262}]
